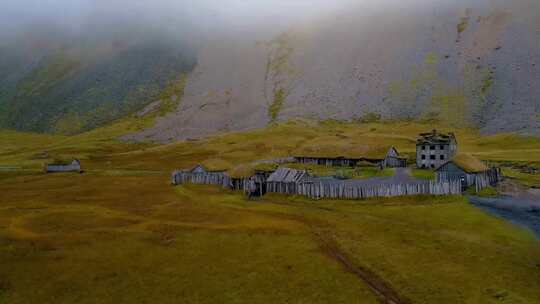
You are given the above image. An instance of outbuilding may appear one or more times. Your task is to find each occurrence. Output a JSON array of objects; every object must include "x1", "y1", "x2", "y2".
[
  {"x1": 44, "y1": 159, "x2": 82, "y2": 173},
  {"x1": 266, "y1": 167, "x2": 310, "y2": 194},
  {"x1": 171, "y1": 163, "x2": 230, "y2": 187},
  {"x1": 294, "y1": 146, "x2": 406, "y2": 168},
  {"x1": 228, "y1": 164, "x2": 274, "y2": 197},
  {"x1": 380, "y1": 147, "x2": 407, "y2": 168},
  {"x1": 436, "y1": 154, "x2": 500, "y2": 191}
]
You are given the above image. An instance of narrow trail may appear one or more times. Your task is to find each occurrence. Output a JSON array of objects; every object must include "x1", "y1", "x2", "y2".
[{"x1": 312, "y1": 230, "x2": 411, "y2": 304}]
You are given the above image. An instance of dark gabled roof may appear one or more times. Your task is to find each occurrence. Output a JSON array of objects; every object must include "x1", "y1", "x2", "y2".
[
  {"x1": 385, "y1": 147, "x2": 407, "y2": 159},
  {"x1": 416, "y1": 130, "x2": 456, "y2": 145},
  {"x1": 267, "y1": 168, "x2": 309, "y2": 183},
  {"x1": 187, "y1": 165, "x2": 206, "y2": 173}
]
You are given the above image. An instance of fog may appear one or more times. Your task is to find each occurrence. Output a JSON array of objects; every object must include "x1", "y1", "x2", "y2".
[
  {"x1": 0, "y1": 0, "x2": 360, "y2": 46},
  {"x1": 0, "y1": 0, "x2": 519, "y2": 52}
]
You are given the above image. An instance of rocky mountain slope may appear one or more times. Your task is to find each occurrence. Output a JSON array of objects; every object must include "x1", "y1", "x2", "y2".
[
  {"x1": 0, "y1": 30, "x2": 196, "y2": 134},
  {"x1": 127, "y1": 0, "x2": 540, "y2": 142}
]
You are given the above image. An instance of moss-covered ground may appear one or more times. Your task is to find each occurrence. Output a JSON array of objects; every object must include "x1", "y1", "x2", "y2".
[{"x1": 1, "y1": 119, "x2": 540, "y2": 303}]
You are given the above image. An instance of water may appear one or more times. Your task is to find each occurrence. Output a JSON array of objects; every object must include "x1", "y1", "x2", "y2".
[{"x1": 468, "y1": 195, "x2": 540, "y2": 239}]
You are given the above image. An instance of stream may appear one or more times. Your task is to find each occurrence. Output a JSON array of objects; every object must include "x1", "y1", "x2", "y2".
[{"x1": 468, "y1": 192, "x2": 540, "y2": 238}]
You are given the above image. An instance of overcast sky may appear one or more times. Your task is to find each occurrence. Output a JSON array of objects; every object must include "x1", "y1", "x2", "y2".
[
  {"x1": 0, "y1": 0, "x2": 355, "y2": 35},
  {"x1": 1, "y1": 0, "x2": 515, "y2": 48}
]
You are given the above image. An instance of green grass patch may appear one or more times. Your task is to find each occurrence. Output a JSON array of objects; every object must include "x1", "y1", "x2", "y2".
[
  {"x1": 268, "y1": 88, "x2": 286, "y2": 123},
  {"x1": 465, "y1": 185, "x2": 499, "y2": 197},
  {"x1": 477, "y1": 186, "x2": 499, "y2": 197},
  {"x1": 411, "y1": 169, "x2": 436, "y2": 180},
  {"x1": 502, "y1": 167, "x2": 540, "y2": 188},
  {"x1": 457, "y1": 16, "x2": 470, "y2": 34},
  {"x1": 157, "y1": 74, "x2": 188, "y2": 116},
  {"x1": 351, "y1": 167, "x2": 395, "y2": 179},
  {"x1": 283, "y1": 163, "x2": 394, "y2": 179}
]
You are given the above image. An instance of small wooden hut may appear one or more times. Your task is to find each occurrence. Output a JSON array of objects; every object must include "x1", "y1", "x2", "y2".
[
  {"x1": 436, "y1": 154, "x2": 501, "y2": 191},
  {"x1": 171, "y1": 163, "x2": 230, "y2": 187},
  {"x1": 266, "y1": 167, "x2": 310, "y2": 194},
  {"x1": 44, "y1": 159, "x2": 82, "y2": 173},
  {"x1": 228, "y1": 164, "x2": 275, "y2": 197},
  {"x1": 294, "y1": 146, "x2": 406, "y2": 168},
  {"x1": 380, "y1": 147, "x2": 407, "y2": 168}
]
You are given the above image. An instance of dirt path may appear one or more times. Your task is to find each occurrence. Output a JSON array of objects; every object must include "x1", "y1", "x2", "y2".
[
  {"x1": 255, "y1": 202, "x2": 411, "y2": 304},
  {"x1": 312, "y1": 230, "x2": 411, "y2": 304}
]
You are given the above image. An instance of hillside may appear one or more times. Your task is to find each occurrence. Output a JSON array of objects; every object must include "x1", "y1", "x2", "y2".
[
  {"x1": 0, "y1": 34, "x2": 196, "y2": 134},
  {"x1": 1, "y1": 0, "x2": 539, "y2": 140},
  {"x1": 127, "y1": 0, "x2": 540, "y2": 142}
]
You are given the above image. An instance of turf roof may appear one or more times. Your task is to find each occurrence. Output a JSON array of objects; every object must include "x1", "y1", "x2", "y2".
[{"x1": 445, "y1": 153, "x2": 488, "y2": 173}]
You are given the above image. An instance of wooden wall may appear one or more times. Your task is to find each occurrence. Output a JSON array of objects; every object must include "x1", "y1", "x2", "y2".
[
  {"x1": 45, "y1": 164, "x2": 81, "y2": 173},
  {"x1": 437, "y1": 167, "x2": 502, "y2": 192},
  {"x1": 171, "y1": 171, "x2": 231, "y2": 189},
  {"x1": 267, "y1": 180, "x2": 461, "y2": 199}
]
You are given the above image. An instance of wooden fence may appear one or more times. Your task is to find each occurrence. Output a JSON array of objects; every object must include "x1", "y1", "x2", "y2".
[
  {"x1": 171, "y1": 171, "x2": 231, "y2": 189},
  {"x1": 437, "y1": 167, "x2": 502, "y2": 192},
  {"x1": 269, "y1": 180, "x2": 462, "y2": 199},
  {"x1": 473, "y1": 168, "x2": 502, "y2": 192},
  {"x1": 172, "y1": 170, "x2": 464, "y2": 200}
]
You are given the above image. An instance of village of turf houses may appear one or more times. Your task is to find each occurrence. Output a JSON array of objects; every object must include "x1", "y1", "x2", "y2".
[{"x1": 171, "y1": 130, "x2": 502, "y2": 199}]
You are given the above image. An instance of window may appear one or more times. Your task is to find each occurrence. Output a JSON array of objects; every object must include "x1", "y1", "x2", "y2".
[
  {"x1": 440, "y1": 155, "x2": 445, "y2": 160},
  {"x1": 440, "y1": 145, "x2": 445, "y2": 150},
  {"x1": 430, "y1": 164, "x2": 435, "y2": 168},
  {"x1": 430, "y1": 145, "x2": 435, "y2": 150},
  {"x1": 421, "y1": 165, "x2": 426, "y2": 168},
  {"x1": 430, "y1": 155, "x2": 436, "y2": 160},
  {"x1": 421, "y1": 145, "x2": 426, "y2": 150},
  {"x1": 421, "y1": 155, "x2": 426, "y2": 160}
]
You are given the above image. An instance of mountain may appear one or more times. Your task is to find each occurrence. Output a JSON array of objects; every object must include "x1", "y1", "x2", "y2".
[
  {"x1": 126, "y1": 0, "x2": 540, "y2": 142},
  {"x1": 0, "y1": 27, "x2": 196, "y2": 134}
]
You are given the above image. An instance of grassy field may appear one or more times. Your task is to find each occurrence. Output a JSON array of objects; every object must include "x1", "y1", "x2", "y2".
[
  {"x1": 1, "y1": 120, "x2": 540, "y2": 303},
  {"x1": 0, "y1": 172, "x2": 539, "y2": 303},
  {"x1": 3, "y1": 119, "x2": 540, "y2": 171}
]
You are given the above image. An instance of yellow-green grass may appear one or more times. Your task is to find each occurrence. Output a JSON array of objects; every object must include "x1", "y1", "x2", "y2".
[
  {"x1": 502, "y1": 167, "x2": 540, "y2": 188},
  {"x1": 3, "y1": 119, "x2": 540, "y2": 172},
  {"x1": 0, "y1": 172, "x2": 539, "y2": 303},
  {"x1": 465, "y1": 186, "x2": 499, "y2": 197},
  {"x1": 451, "y1": 153, "x2": 489, "y2": 173},
  {"x1": 353, "y1": 167, "x2": 395, "y2": 179},
  {"x1": 265, "y1": 195, "x2": 540, "y2": 303},
  {"x1": 2, "y1": 119, "x2": 540, "y2": 303},
  {"x1": 0, "y1": 173, "x2": 378, "y2": 303},
  {"x1": 411, "y1": 169, "x2": 436, "y2": 180}
]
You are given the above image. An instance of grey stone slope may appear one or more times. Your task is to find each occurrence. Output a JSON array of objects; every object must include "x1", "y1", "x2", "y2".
[{"x1": 127, "y1": 0, "x2": 540, "y2": 142}]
